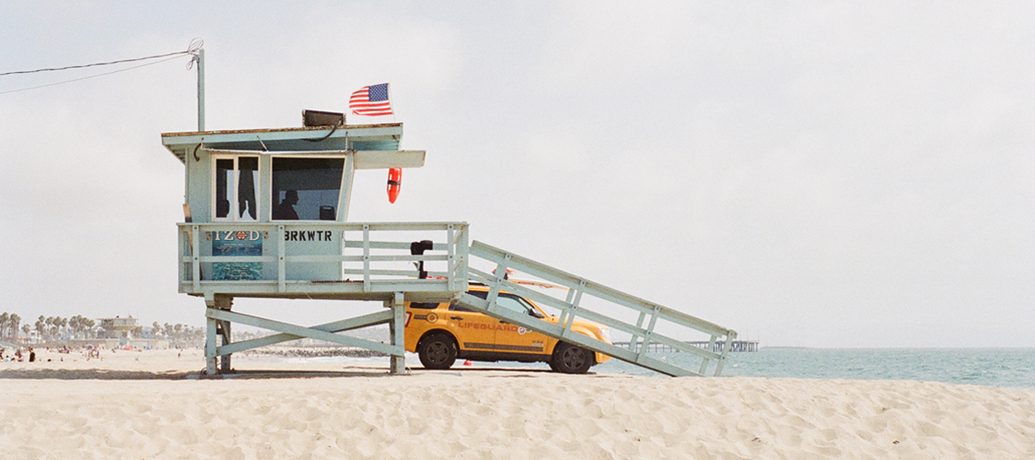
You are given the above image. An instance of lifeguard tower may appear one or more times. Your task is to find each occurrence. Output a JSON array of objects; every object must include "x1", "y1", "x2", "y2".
[{"x1": 163, "y1": 114, "x2": 739, "y2": 377}]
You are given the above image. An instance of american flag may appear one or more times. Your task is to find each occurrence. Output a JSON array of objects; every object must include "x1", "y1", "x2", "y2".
[{"x1": 349, "y1": 83, "x2": 393, "y2": 116}]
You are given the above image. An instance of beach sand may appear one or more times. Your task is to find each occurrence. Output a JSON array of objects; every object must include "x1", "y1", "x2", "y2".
[{"x1": 1, "y1": 348, "x2": 1033, "y2": 459}]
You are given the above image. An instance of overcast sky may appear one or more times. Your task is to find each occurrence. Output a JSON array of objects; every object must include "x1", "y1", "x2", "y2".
[{"x1": 1, "y1": 2, "x2": 1031, "y2": 347}]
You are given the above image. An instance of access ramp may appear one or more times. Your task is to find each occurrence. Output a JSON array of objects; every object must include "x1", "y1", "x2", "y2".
[{"x1": 456, "y1": 241, "x2": 737, "y2": 377}]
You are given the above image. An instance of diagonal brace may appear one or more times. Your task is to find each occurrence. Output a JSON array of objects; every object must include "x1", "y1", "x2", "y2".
[
  {"x1": 215, "y1": 310, "x2": 394, "y2": 356},
  {"x1": 206, "y1": 308, "x2": 401, "y2": 357}
]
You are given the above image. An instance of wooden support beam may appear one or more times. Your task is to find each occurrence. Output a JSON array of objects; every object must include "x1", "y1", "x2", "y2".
[
  {"x1": 216, "y1": 310, "x2": 393, "y2": 356},
  {"x1": 219, "y1": 320, "x2": 231, "y2": 373},
  {"x1": 203, "y1": 294, "x2": 232, "y2": 375},
  {"x1": 388, "y1": 292, "x2": 406, "y2": 374},
  {"x1": 205, "y1": 308, "x2": 402, "y2": 356},
  {"x1": 205, "y1": 316, "x2": 218, "y2": 375}
]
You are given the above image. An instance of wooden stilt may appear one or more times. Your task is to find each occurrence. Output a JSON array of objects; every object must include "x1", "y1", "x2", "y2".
[
  {"x1": 205, "y1": 316, "x2": 218, "y2": 375},
  {"x1": 389, "y1": 292, "x2": 406, "y2": 374},
  {"x1": 219, "y1": 319, "x2": 231, "y2": 373},
  {"x1": 205, "y1": 294, "x2": 233, "y2": 375}
]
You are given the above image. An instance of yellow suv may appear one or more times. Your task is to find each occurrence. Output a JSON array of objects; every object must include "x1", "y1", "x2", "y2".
[{"x1": 404, "y1": 285, "x2": 612, "y2": 373}]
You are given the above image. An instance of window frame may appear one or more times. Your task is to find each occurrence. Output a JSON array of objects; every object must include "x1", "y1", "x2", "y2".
[
  {"x1": 268, "y1": 155, "x2": 347, "y2": 222},
  {"x1": 211, "y1": 155, "x2": 260, "y2": 222}
]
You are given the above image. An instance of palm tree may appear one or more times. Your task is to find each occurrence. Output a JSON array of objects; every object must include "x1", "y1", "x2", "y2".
[
  {"x1": 72, "y1": 315, "x2": 85, "y2": 338},
  {"x1": 84, "y1": 318, "x2": 96, "y2": 338},
  {"x1": 0, "y1": 312, "x2": 8, "y2": 338},
  {"x1": 36, "y1": 316, "x2": 45, "y2": 342},
  {"x1": 9, "y1": 314, "x2": 20, "y2": 340}
]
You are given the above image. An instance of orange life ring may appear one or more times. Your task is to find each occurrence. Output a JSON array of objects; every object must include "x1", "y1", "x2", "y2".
[{"x1": 387, "y1": 168, "x2": 402, "y2": 203}]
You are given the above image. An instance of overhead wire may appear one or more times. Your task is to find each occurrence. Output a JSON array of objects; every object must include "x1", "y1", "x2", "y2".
[
  {"x1": 0, "y1": 38, "x2": 203, "y2": 96},
  {"x1": 1, "y1": 39, "x2": 203, "y2": 77},
  {"x1": 0, "y1": 55, "x2": 184, "y2": 96}
]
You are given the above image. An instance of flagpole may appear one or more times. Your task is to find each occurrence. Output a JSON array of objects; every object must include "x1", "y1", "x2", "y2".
[{"x1": 388, "y1": 83, "x2": 396, "y2": 122}]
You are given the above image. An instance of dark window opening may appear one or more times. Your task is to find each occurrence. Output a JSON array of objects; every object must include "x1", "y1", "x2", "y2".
[
  {"x1": 272, "y1": 158, "x2": 344, "y2": 221},
  {"x1": 216, "y1": 159, "x2": 232, "y2": 219},
  {"x1": 215, "y1": 157, "x2": 258, "y2": 221},
  {"x1": 238, "y1": 157, "x2": 258, "y2": 219}
]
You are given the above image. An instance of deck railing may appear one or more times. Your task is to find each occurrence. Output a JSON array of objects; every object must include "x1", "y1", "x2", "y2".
[{"x1": 177, "y1": 221, "x2": 469, "y2": 300}]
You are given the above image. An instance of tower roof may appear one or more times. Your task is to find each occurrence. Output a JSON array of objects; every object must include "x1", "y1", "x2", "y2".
[{"x1": 161, "y1": 122, "x2": 404, "y2": 163}]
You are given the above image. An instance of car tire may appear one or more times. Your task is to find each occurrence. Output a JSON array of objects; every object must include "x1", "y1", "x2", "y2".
[
  {"x1": 551, "y1": 342, "x2": 593, "y2": 374},
  {"x1": 418, "y1": 332, "x2": 457, "y2": 370}
]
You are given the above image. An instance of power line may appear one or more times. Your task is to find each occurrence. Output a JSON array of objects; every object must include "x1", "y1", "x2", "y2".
[
  {"x1": 0, "y1": 39, "x2": 203, "y2": 77},
  {"x1": 0, "y1": 55, "x2": 185, "y2": 96},
  {"x1": 0, "y1": 38, "x2": 203, "y2": 96}
]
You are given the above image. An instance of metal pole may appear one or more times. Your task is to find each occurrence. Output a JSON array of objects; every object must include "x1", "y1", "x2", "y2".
[{"x1": 197, "y1": 48, "x2": 205, "y2": 131}]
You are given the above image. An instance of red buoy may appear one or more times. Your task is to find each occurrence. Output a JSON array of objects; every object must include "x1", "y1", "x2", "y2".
[{"x1": 387, "y1": 168, "x2": 402, "y2": 203}]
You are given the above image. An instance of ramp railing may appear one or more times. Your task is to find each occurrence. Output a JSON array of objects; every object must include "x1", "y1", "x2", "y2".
[{"x1": 458, "y1": 241, "x2": 737, "y2": 377}]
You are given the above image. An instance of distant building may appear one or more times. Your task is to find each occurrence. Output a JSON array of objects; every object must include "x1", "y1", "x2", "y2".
[{"x1": 98, "y1": 316, "x2": 143, "y2": 341}]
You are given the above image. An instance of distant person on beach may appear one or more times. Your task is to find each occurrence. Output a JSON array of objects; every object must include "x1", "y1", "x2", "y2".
[{"x1": 28, "y1": 348, "x2": 35, "y2": 362}]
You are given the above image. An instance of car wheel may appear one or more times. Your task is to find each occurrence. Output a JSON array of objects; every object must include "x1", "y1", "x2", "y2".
[
  {"x1": 551, "y1": 342, "x2": 593, "y2": 374},
  {"x1": 418, "y1": 332, "x2": 457, "y2": 370}
]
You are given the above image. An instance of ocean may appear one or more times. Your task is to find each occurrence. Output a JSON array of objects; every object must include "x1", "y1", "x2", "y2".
[
  {"x1": 594, "y1": 347, "x2": 1035, "y2": 389},
  {"x1": 289, "y1": 348, "x2": 1035, "y2": 389}
]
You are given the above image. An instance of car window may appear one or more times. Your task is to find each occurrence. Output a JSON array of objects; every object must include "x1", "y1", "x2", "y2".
[
  {"x1": 458, "y1": 290, "x2": 535, "y2": 315},
  {"x1": 451, "y1": 291, "x2": 485, "y2": 312},
  {"x1": 495, "y1": 294, "x2": 532, "y2": 315},
  {"x1": 448, "y1": 302, "x2": 476, "y2": 312},
  {"x1": 409, "y1": 302, "x2": 439, "y2": 310}
]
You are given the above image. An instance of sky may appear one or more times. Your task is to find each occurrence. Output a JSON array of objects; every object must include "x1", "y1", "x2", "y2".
[{"x1": 0, "y1": 2, "x2": 1032, "y2": 348}]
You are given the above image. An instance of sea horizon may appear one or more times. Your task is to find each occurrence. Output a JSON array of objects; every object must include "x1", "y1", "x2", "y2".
[{"x1": 271, "y1": 346, "x2": 1035, "y2": 390}]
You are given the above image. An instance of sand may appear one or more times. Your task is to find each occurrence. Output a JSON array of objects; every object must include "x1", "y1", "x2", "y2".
[{"x1": 1, "y1": 348, "x2": 1033, "y2": 459}]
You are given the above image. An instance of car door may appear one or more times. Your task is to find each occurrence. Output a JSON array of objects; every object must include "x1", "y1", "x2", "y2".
[
  {"x1": 491, "y1": 293, "x2": 549, "y2": 356},
  {"x1": 446, "y1": 299, "x2": 498, "y2": 353}
]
